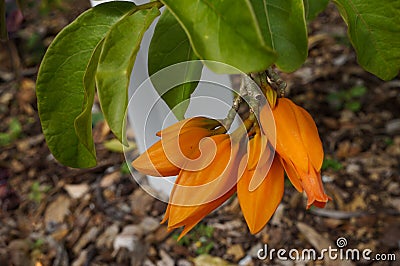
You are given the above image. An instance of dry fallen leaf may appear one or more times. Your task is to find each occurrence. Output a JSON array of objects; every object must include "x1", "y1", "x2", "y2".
[
  {"x1": 113, "y1": 234, "x2": 139, "y2": 253},
  {"x1": 64, "y1": 183, "x2": 89, "y2": 199},
  {"x1": 158, "y1": 249, "x2": 174, "y2": 266},
  {"x1": 100, "y1": 171, "x2": 121, "y2": 188},
  {"x1": 71, "y1": 249, "x2": 88, "y2": 266},
  {"x1": 130, "y1": 189, "x2": 154, "y2": 217},
  {"x1": 96, "y1": 224, "x2": 120, "y2": 249},
  {"x1": 73, "y1": 227, "x2": 100, "y2": 255},
  {"x1": 44, "y1": 195, "x2": 71, "y2": 225},
  {"x1": 192, "y1": 254, "x2": 235, "y2": 266},
  {"x1": 226, "y1": 244, "x2": 245, "y2": 262}
]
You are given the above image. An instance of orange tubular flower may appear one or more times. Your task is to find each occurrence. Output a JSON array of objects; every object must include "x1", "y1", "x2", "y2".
[
  {"x1": 261, "y1": 98, "x2": 330, "y2": 208},
  {"x1": 162, "y1": 133, "x2": 245, "y2": 239},
  {"x1": 237, "y1": 130, "x2": 284, "y2": 234},
  {"x1": 132, "y1": 95, "x2": 330, "y2": 237},
  {"x1": 131, "y1": 117, "x2": 221, "y2": 176},
  {"x1": 163, "y1": 186, "x2": 237, "y2": 240}
]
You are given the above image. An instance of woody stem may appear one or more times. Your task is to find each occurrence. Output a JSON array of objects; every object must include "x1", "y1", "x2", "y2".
[
  {"x1": 222, "y1": 73, "x2": 271, "y2": 132},
  {"x1": 221, "y1": 92, "x2": 242, "y2": 131},
  {"x1": 266, "y1": 67, "x2": 287, "y2": 97},
  {"x1": 220, "y1": 74, "x2": 251, "y2": 131}
]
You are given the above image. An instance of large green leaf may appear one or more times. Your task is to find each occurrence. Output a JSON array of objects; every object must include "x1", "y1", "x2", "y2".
[
  {"x1": 250, "y1": 0, "x2": 308, "y2": 72},
  {"x1": 160, "y1": 0, "x2": 277, "y2": 74},
  {"x1": 333, "y1": 0, "x2": 400, "y2": 80},
  {"x1": 74, "y1": 39, "x2": 104, "y2": 158},
  {"x1": 148, "y1": 9, "x2": 203, "y2": 120},
  {"x1": 303, "y1": 0, "x2": 329, "y2": 21},
  {"x1": 36, "y1": 2, "x2": 136, "y2": 168},
  {"x1": 96, "y1": 7, "x2": 161, "y2": 143}
]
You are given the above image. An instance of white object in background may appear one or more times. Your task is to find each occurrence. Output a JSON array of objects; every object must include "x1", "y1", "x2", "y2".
[
  {"x1": 90, "y1": 0, "x2": 233, "y2": 199},
  {"x1": 90, "y1": 0, "x2": 132, "y2": 6}
]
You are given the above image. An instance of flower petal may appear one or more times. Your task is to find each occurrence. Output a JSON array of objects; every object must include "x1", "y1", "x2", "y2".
[
  {"x1": 238, "y1": 156, "x2": 284, "y2": 234},
  {"x1": 247, "y1": 139, "x2": 274, "y2": 191},
  {"x1": 247, "y1": 132, "x2": 271, "y2": 172},
  {"x1": 247, "y1": 133, "x2": 262, "y2": 170},
  {"x1": 263, "y1": 98, "x2": 324, "y2": 175},
  {"x1": 271, "y1": 98, "x2": 309, "y2": 173},
  {"x1": 156, "y1": 117, "x2": 221, "y2": 137},
  {"x1": 292, "y1": 103, "x2": 324, "y2": 171},
  {"x1": 279, "y1": 156, "x2": 303, "y2": 192},
  {"x1": 131, "y1": 140, "x2": 180, "y2": 176},
  {"x1": 168, "y1": 186, "x2": 236, "y2": 240},
  {"x1": 132, "y1": 127, "x2": 215, "y2": 176},
  {"x1": 167, "y1": 137, "x2": 238, "y2": 225},
  {"x1": 302, "y1": 163, "x2": 330, "y2": 209},
  {"x1": 166, "y1": 134, "x2": 246, "y2": 228},
  {"x1": 259, "y1": 104, "x2": 276, "y2": 147},
  {"x1": 161, "y1": 127, "x2": 216, "y2": 170}
]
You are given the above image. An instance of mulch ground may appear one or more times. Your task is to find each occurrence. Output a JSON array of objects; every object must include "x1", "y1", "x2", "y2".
[{"x1": 0, "y1": 2, "x2": 399, "y2": 266}]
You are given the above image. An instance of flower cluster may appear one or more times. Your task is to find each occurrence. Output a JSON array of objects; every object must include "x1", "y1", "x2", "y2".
[{"x1": 132, "y1": 97, "x2": 330, "y2": 238}]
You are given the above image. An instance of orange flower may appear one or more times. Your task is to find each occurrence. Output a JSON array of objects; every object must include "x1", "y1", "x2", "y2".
[
  {"x1": 163, "y1": 185, "x2": 237, "y2": 239},
  {"x1": 162, "y1": 132, "x2": 246, "y2": 239},
  {"x1": 260, "y1": 98, "x2": 330, "y2": 208},
  {"x1": 131, "y1": 117, "x2": 221, "y2": 176},
  {"x1": 237, "y1": 129, "x2": 284, "y2": 234},
  {"x1": 132, "y1": 97, "x2": 330, "y2": 237}
]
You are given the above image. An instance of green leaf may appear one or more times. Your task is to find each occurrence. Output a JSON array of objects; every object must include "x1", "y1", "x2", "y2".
[
  {"x1": 9, "y1": 118, "x2": 22, "y2": 138},
  {"x1": 322, "y1": 158, "x2": 343, "y2": 171},
  {"x1": 333, "y1": 0, "x2": 400, "y2": 80},
  {"x1": 303, "y1": 0, "x2": 329, "y2": 21},
  {"x1": 36, "y1": 2, "x2": 136, "y2": 168},
  {"x1": 103, "y1": 138, "x2": 136, "y2": 153},
  {"x1": 148, "y1": 9, "x2": 203, "y2": 120},
  {"x1": 120, "y1": 162, "x2": 130, "y2": 174},
  {"x1": 74, "y1": 39, "x2": 104, "y2": 157},
  {"x1": 0, "y1": 134, "x2": 12, "y2": 147},
  {"x1": 345, "y1": 101, "x2": 361, "y2": 112},
  {"x1": 349, "y1": 85, "x2": 367, "y2": 97},
  {"x1": 250, "y1": 0, "x2": 308, "y2": 72},
  {"x1": 0, "y1": 118, "x2": 20, "y2": 147},
  {"x1": 96, "y1": 7, "x2": 161, "y2": 143},
  {"x1": 160, "y1": 0, "x2": 277, "y2": 74}
]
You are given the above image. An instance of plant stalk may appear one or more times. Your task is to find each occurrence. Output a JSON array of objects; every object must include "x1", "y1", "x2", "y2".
[
  {"x1": 220, "y1": 92, "x2": 242, "y2": 132},
  {"x1": 137, "y1": 0, "x2": 163, "y2": 11},
  {"x1": 266, "y1": 67, "x2": 287, "y2": 97}
]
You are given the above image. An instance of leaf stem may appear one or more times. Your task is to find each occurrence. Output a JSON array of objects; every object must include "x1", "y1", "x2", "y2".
[
  {"x1": 126, "y1": 1, "x2": 163, "y2": 16},
  {"x1": 136, "y1": 1, "x2": 163, "y2": 11}
]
